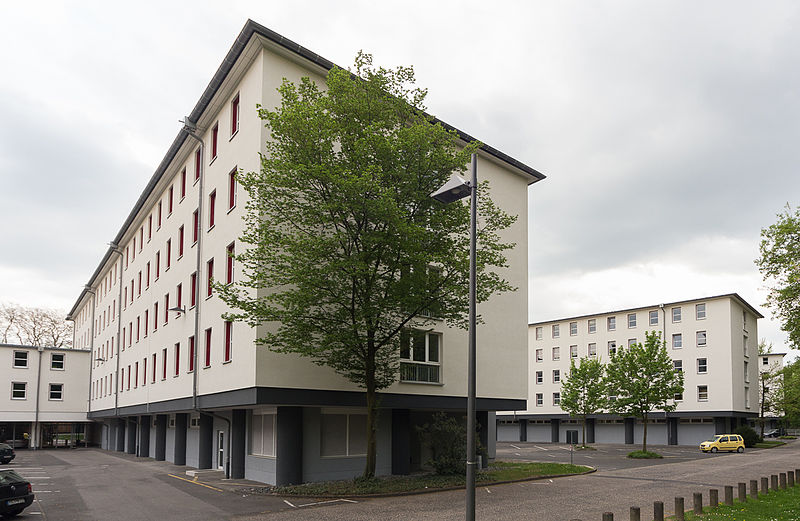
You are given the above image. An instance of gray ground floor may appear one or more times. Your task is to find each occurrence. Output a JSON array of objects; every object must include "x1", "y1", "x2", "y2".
[
  {"x1": 0, "y1": 420, "x2": 99, "y2": 449},
  {"x1": 496, "y1": 413, "x2": 757, "y2": 446}
]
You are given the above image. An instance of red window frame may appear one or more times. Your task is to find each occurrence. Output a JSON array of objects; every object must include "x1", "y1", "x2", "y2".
[
  {"x1": 142, "y1": 357, "x2": 147, "y2": 386},
  {"x1": 139, "y1": 228, "x2": 143, "y2": 250},
  {"x1": 148, "y1": 215, "x2": 152, "y2": 240},
  {"x1": 226, "y1": 243, "x2": 234, "y2": 284},
  {"x1": 153, "y1": 302, "x2": 158, "y2": 331},
  {"x1": 188, "y1": 336, "x2": 195, "y2": 372},
  {"x1": 146, "y1": 262, "x2": 150, "y2": 287},
  {"x1": 207, "y1": 259, "x2": 214, "y2": 297},
  {"x1": 144, "y1": 309, "x2": 148, "y2": 337},
  {"x1": 224, "y1": 321, "x2": 232, "y2": 362},
  {"x1": 127, "y1": 364, "x2": 131, "y2": 390},
  {"x1": 194, "y1": 148, "x2": 201, "y2": 181},
  {"x1": 121, "y1": 327, "x2": 126, "y2": 350},
  {"x1": 166, "y1": 239, "x2": 171, "y2": 269},
  {"x1": 178, "y1": 226, "x2": 184, "y2": 257},
  {"x1": 228, "y1": 169, "x2": 237, "y2": 210},
  {"x1": 192, "y1": 210, "x2": 199, "y2": 243},
  {"x1": 180, "y1": 168, "x2": 186, "y2": 199},
  {"x1": 162, "y1": 348, "x2": 167, "y2": 380},
  {"x1": 164, "y1": 294, "x2": 169, "y2": 324},
  {"x1": 211, "y1": 123, "x2": 219, "y2": 159},
  {"x1": 134, "y1": 362, "x2": 139, "y2": 388},
  {"x1": 158, "y1": 201, "x2": 162, "y2": 228},
  {"x1": 137, "y1": 271, "x2": 142, "y2": 296},
  {"x1": 209, "y1": 191, "x2": 216, "y2": 229},
  {"x1": 204, "y1": 328, "x2": 212, "y2": 367},
  {"x1": 168, "y1": 185, "x2": 174, "y2": 214},
  {"x1": 136, "y1": 317, "x2": 140, "y2": 342},
  {"x1": 120, "y1": 367, "x2": 124, "y2": 391},
  {"x1": 231, "y1": 94, "x2": 240, "y2": 135},
  {"x1": 174, "y1": 343, "x2": 180, "y2": 376},
  {"x1": 152, "y1": 353, "x2": 157, "y2": 383},
  {"x1": 190, "y1": 272, "x2": 197, "y2": 307},
  {"x1": 176, "y1": 283, "x2": 182, "y2": 309},
  {"x1": 155, "y1": 251, "x2": 160, "y2": 278},
  {"x1": 132, "y1": 237, "x2": 136, "y2": 259}
]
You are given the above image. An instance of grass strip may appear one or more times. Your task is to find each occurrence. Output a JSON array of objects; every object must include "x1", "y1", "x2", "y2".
[
  {"x1": 682, "y1": 484, "x2": 800, "y2": 520},
  {"x1": 754, "y1": 440, "x2": 786, "y2": 448}
]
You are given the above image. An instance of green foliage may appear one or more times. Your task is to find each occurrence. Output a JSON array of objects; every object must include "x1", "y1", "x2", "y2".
[
  {"x1": 734, "y1": 424, "x2": 761, "y2": 447},
  {"x1": 416, "y1": 412, "x2": 467, "y2": 475},
  {"x1": 560, "y1": 356, "x2": 606, "y2": 444},
  {"x1": 757, "y1": 204, "x2": 800, "y2": 350},
  {"x1": 626, "y1": 450, "x2": 663, "y2": 459},
  {"x1": 215, "y1": 53, "x2": 517, "y2": 478},
  {"x1": 605, "y1": 331, "x2": 685, "y2": 453},
  {"x1": 779, "y1": 359, "x2": 800, "y2": 427}
]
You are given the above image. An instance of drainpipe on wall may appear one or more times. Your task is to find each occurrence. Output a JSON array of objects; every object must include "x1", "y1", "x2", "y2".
[
  {"x1": 32, "y1": 346, "x2": 44, "y2": 449},
  {"x1": 181, "y1": 118, "x2": 231, "y2": 479},
  {"x1": 84, "y1": 286, "x2": 97, "y2": 417},
  {"x1": 111, "y1": 245, "x2": 124, "y2": 424}
]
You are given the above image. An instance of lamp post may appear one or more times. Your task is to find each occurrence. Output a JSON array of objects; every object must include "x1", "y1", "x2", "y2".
[{"x1": 430, "y1": 153, "x2": 478, "y2": 521}]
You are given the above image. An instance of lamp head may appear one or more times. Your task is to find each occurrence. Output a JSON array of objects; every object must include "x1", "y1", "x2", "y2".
[{"x1": 430, "y1": 174, "x2": 472, "y2": 204}]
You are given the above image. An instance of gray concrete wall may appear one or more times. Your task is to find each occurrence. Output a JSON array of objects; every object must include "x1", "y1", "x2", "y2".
[
  {"x1": 634, "y1": 422, "x2": 668, "y2": 446},
  {"x1": 186, "y1": 426, "x2": 200, "y2": 468},
  {"x1": 678, "y1": 423, "x2": 716, "y2": 446},
  {"x1": 594, "y1": 422, "x2": 622, "y2": 444},
  {"x1": 149, "y1": 424, "x2": 157, "y2": 458},
  {"x1": 525, "y1": 422, "x2": 551, "y2": 442},
  {"x1": 497, "y1": 423, "x2": 519, "y2": 442},
  {"x1": 165, "y1": 423, "x2": 175, "y2": 463}
]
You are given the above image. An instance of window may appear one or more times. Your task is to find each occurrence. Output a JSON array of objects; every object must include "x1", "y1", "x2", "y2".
[
  {"x1": 588, "y1": 343, "x2": 597, "y2": 357},
  {"x1": 148, "y1": 214, "x2": 152, "y2": 241},
  {"x1": 176, "y1": 283, "x2": 182, "y2": 309},
  {"x1": 627, "y1": 313, "x2": 636, "y2": 328},
  {"x1": 153, "y1": 302, "x2": 158, "y2": 331},
  {"x1": 138, "y1": 271, "x2": 142, "y2": 296},
  {"x1": 180, "y1": 168, "x2": 186, "y2": 199},
  {"x1": 608, "y1": 341, "x2": 617, "y2": 356},
  {"x1": 672, "y1": 333, "x2": 682, "y2": 349},
  {"x1": 226, "y1": 243, "x2": 234, "y2": 284},
  {"x1": 697, "y1": 385, "x2": 708, "y2": 401},
  {"x1": 194, "y1": 148, "x2": 201, "y2": 181},
  {"x1": 743, "y1": 311, "x2": 748, "y2": 331},
  {"x1": 231, "y1": 94, "x2": 240, "y2": 135},
  {"x1": 745, "y1": 386, "x2": 750, "y2": 408},
  {"x1": 629, "y1": 338, "x2": 639, "y2": 348},
  {"x1": 127, "y1": 364, "x2": 131, "y2": 390},
  {"x1": 744, "y1": 360, "x2": 749, "y2": 383},
  {"x1": 570, "y1": 345, "x2": 578, "y2": 358},
  {"x1": 120, "y1": 368, "x2": 124, "y2": 391},
  {"x1": 320, "y1": 412, "x2": 367, "y2": 457},
  {"x1": 155, "y1": 251, "x2": 160, "y2": 279},
  {"x1": 553, "y1": 392, "x2": 561, "y2": 406},
  {"x1": 168, "y1": 185, "x2": 174, "y2": 215},
  {"x1": 11, "y1": 382, "x2": 26, "y2": 400},
  {"x1": 224, "y1": 321, "x2": 233, "y2": 362},
  {"x1": 211, "y1": 123, "x2": 219, "y2": 159},
  {"x1": 174, "y1": 343, "x2": 180, "y2": 376},
  {"x1": 146, "y1": 262, "x2": 150, "y2": 288},
  {"x1": 13, "y1": 351, "x2": 28, "y2": 368},
  {"x1": 166, "y1": 239, "x2": 171, "y2": 270},
  {"x1": 152, "y1": 353, "x2": 157, "y2": 383},
  {"x1": 697, "y1": 358, "x2": 707, "y2": 374},
  {"x1": 228, "y1": 169, "x2": 237, "y2": 210},
  {"x1": 535, "y1": 327, "x2": 543, "y2": 340},
  {"x1": 188, "y1": 336, "x2": 195, "y2": 372},
  {"x1": 535, "y1": 393, "x2": 543, "y2": 407},
  {"x1": 552, "y1": 347, "x2": 560, "y2": 360},
  {"x1": 136, "y1": 316, "x2": 140, "y2": 342},
  {"x1": 51, "y1": 353, "x2": 65, "y2": 370},
  {"x1": 250, "y1": 411, "x2": 275, "y2": 457},
  {"x1": 134, "y1": 362, "x2": 139, "y2": 388},
  {"x1": 164, "y1": 294, "x2": 169, "y2": 324},
  {"x1": 178, "y1": 226, "x2": 184, "y2": 258},
  {"x1": 588, "y1": 319, "x2": 596, "y2": 334},
  {"x1": 162, "y1": 348, "x2": 168, "y2": 380},
  {"x1": 139, "y1": 228, "x2": 143, "y2": 251},
  {"x1": 674, "y1": 392, "x2": 683, "y2": 401},
  {"x1": 607, "y1": 316, "x2": 616, "y2": 331},
  {"x1": 190, "y1": 272, "x2": 198, "y2": 307},
  {"x1": 535, "y1": 371, "x2": 543, "y2": 384},
  {"x1": 206, "y1": 259, "x2": 214, "y2": 297},
  {"x1": 204, "y1": 328, "x2": 212, "y2": 367},
  {"x1": 672, "y1": 307, "x2": 681, "y2": 323},
  {"x1": 673, "y1": 360, "x2": 683, "y2": 373},
  {"x1": 552, "y1": 324, "x2": 560, "y2": 338},
  {"x1": 762, "y1": 356, "x2": 769, "y2": 366},
  {"x1": 553, "y1": 370, "x2": 560, "y2": 383},
  {"x1": 696, "y1": 331, "x2": 707, "y2": 347},
  {"x1": 208, "y1": 191, "x2": 216, "y2": 229},
  {"x1": 743, "y1": 335, "x2": 748, "y2": 356},
  {"x1": 535, "y1": 348, "x2": 543, "y2": 362},
  {"x1": 649, "y1": 310, "x2": 658, "y2": 326},
  {"x1": 399, "y1": 330, "x2": 441, "y2": 383},
  {"x1": 569, "y1": 322, "x2": 577, "y2": 336},
  {"x1": 157, "y1": 201, "x2": 162, "y2": 228},
  {"x1": 192, "y1": 210, "x2": 199, "y2": 243},
  {"x1": 142, "y1": 357, "x2": 147, "y2": 386},
  {"x1": 696, "y1": 303, "x2": 706, "y2": 320}
]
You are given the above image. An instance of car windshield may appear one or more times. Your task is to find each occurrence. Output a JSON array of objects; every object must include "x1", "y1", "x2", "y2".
[
  {"x1": 0, "y1": 443, "x2": 11, "y2": 450},
  {"x1": 0, "y1": 470, "x2": 25, "y2": 485}
]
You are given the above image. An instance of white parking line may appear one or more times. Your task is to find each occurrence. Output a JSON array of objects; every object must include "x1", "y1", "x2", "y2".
[
  {"x1": 534, "y1": 446, "x2": 549, "y2": 451},
  {"x1": 510, "y1": 444, "x2": 522, "y2": 450}
]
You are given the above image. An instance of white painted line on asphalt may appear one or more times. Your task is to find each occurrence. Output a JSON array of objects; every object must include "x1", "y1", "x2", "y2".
[
  {"x1": 283, "y1": 499, "x2": 296, "y2": 508},
  {"x1": 584, "y1": 456, "x2": 594, "y2": 459},
  {"x1": 297, "y1": 499, "x2": 358, "y2": 508},
  {"x1": 534, "y1": 446, "x2": 549, "y2": 451},
  {"x1": 515, "y1": 453, "x2": 521, "y2": 456},
  {"x1": 510, "y1": 444, "x2": 522, "y2": 450},
  {"x1": 547, "y1": 454, "x2": 556, "y2": 458}
]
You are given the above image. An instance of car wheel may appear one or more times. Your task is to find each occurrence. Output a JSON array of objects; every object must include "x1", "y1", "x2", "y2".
[
  {"x1": 737, "y1": 446, "x2": 744, "y2": 453},
  {"x1": 711, "y1": 447, "x2": 718, "y2": 453}
]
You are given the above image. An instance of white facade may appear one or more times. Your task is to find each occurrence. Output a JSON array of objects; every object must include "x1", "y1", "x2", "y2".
[
  {"x1": 66, "y1": 20, "x2": 543, "y2": 484},
  {"x1": 498, "y1": 294, "x2": 762, "y2": 446}
]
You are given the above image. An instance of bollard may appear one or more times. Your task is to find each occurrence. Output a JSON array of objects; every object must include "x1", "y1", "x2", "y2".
[
  {"x1": 750, "y1": 480, "x2": 758, "y2": 499},
  {"x1": 630, "y1": 506, "x2": 640, "y2": 521},
  {"x1": 796, "y1": 469, "x2": 800, "y2": 484},
  {"x1": 780, "y1": 473, "x2": 787, "y2": 489},
  {"x1": 724, "y1": 485, "x2": 733, "y2": 505},
  {"x1": 761, "y1": 476, "x2": 769, "y2": 495},
  {"x1": 738, "y1": 482, "x2": 747, "y2": 502},
  {"x1": 789, "y1": 470, "x2": 796, "y2": 488},
  {"x1": 653, "y1": 501, "x2": 664, "y2": 521},
  {"x1": 771, "y1": 474, "x2": 779, "y2": 491},
  {"x1": 602, "y1": 513, "x2": 614, "y2": 521},
  {"x1": 675, "y1": 497, "x2": 685, "y2": 521},
  {"x1": 709, "y1": 488, "x2": 718, "y2": 507},
  {"x1": 693, "y1": 492, "x2": 702, "y2": 514}
]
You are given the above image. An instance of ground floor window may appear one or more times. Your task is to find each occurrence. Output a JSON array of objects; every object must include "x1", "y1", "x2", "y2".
[
  {"x1": 250, "y1": 410, "x2": 275, "y2": 457},
  {"x1": 320, "y1": 410, "x2": 367, "y2": 457}
]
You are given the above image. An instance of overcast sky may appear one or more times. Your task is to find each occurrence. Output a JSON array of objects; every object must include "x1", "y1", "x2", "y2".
[{"x1": 1, "y1": 1, "x2": 797, "y2": 356}]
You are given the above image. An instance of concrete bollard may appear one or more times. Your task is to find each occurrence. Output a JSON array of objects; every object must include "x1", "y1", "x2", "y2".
[
  {"x1": 750, "y1": 480, "x2": 758, "y2": 499},
  {"x1": 602, "y1": 513, "x2": 614, "y2": 521},
  {"x1": 675, "y1": 497, "x2": 685, "y2": 521},
  {"x1": 653, "y1": 501, "x2": 664, "y2": 521},
  {"x1": 709, "y1": 488, "x2": 718, "y2": 507},
  {"x1": 789, "y1": 470, "x2": 796, "y2": 488},
  {"x1": 724, "y1": 485, "x2": 733, "y2": 505},
  {"x1": 693, "y1": 492, "x2": 703, "y2": 514},
  {"x1": 738, "y1": 482, "x2": 747, "y2": 502},
  {"x1": 780, "y1": 473, "x2": 787, "y2": 489},
  {"x1": 762, "y1": 477, "x2": 769, "y2": 495},
  {"x1": 630, "y1": 506, "x2": 640, "y2": 521},
  {"x1": 771, "y1": 474, "x2": 779, "y2": 491},
  {"x1": 796, "y1": 469, "x2": 800, "y2": 484}
]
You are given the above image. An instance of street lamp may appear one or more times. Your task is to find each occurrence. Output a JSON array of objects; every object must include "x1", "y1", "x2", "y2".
[{"x1": 430, "y1": 153, "x2": 478, "y2": 521}]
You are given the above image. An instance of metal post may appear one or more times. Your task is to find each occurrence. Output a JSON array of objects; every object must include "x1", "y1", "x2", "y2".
[{"x1": 466, "y1": 153, "x2": 477, "y2": 521}]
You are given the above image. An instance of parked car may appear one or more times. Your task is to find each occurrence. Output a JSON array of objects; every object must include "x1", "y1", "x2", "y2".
[
  {"x1": 699, "y1": 434, "x2": 745, "y2": 453},
  {"x1": 0, "y1": 445, "x2": 14, "y2": 465},
  {"x1": 763, "y1": 429, "x2": 780, "y2": 438},
  {"x1": 0, "y1": 470, "x2": 33, "y2": 518}
]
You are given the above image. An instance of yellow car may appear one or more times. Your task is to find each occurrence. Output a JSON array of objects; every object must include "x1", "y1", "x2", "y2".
[{"x1": 700, "y1": 434, "x2": 745, "y2": 453}]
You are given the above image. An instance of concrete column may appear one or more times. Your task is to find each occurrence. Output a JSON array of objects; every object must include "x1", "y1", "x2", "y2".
[
  {"x1": 138, "y1": 415, "x2": 151, "y2": 457},
  {"x1": 478, "y1": 410, "x2": 489, "y2": 469},
  {"x1": 276, "y1": 406, "x2": 303, "y2": 486},
  {"x1": 586, "y1": 418, "x2": 595, "y2": 444},
  {"x1": 126, "y1": 418, "x2": 137, "y2": 454},
  {"x1": 230, "y1": 409, "x2": 246, "y2": 479},
  {"x1": 115, "y1": 418, "x2": 125, "y2": 452},
  {"x1": 519, "y1": 419, "x2": 528, "y2": 442},
  {"x1": 624, "y1": 418, "x2": 635, "y2": 445},
  {"x1": 551, "y1": 419, "x2": 560, "y2": 443},
  {"x1": 391, "y1": 409, "x2": 410, "y2": 475},
  {"x1": 154, "y1": 415, "x2": 167, "y2": 461},
  {"x1": 198, "y1": 414, "x2": 213, "y2": 469},
  {"x1": 668, "y1": 418, "x2": 678, "y2": 445},
  {"x1": 174, "y1": 413, "x2": 187, "y2": 465}
]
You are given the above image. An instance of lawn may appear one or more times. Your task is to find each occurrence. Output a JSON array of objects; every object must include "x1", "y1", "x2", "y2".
[
  {"x1": 270, "y1": 461, "x2": 591, "y2": 496},
  {"x1": 753, "y1": 440, "x2": 786, "y2": 448},
  {"x1": 683, "y1": 485, "x2": 800, "y2": 520}
]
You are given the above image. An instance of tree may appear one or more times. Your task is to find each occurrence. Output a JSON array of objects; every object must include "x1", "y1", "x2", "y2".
[
  {"x1": 756, "y1": 340, "x2": 780, "y2": 437},
  {"x1": 778, "y1": 359, "x2": 800, "y2": 428},
  {"x1": 757, "y1": 204, "x2": 800, "y2": 350},
  {"x1": 604, "y1": 331, "x2": 684, "y2": 454},
  {"x1": 0, "y1": 303, "x2": 73, "y2": 348},
  {"x1": 216, "y1": 53, "x2": 517, "y2": 478},
  {"x1": 559, "y1": 356, "x2": 606, "y2": 446}
]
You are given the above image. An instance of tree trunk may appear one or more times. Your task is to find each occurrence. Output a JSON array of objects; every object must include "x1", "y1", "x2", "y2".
[
  {"x1": 581, "y1": 416, "x2": 586, "y2": 447},
  {"x1": 642, "y1": 414, "x2": 648, "y2": 453},
  {"x1": 363, "y1": 338, "x2": 378, "y2": 479}
]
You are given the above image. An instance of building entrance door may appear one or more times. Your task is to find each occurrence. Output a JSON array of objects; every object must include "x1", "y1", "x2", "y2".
[{"x1": 217, "y1": 431, "x2": 224, "y2": 470}]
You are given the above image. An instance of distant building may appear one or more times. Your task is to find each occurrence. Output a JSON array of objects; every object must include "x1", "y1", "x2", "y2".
[
  {"x1": 0, "y1": 343, "x2": 92, "y2": 448},
  {"x1": 758, "y1": 350, "x2": 786, "y2": 431},
  {"x1": 498, "y1": 294, "x2": 762, "y2": 446}
]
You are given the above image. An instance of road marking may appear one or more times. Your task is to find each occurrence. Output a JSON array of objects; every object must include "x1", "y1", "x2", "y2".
[
  {"x1": 547, "y1": 454, "x2": 556, "y2": 458},
  {"x1": 485, "y1": 487, "x2": 492, "y2": 494},
  {"x1": 534, "y1": 446, "x2": 549, "y2": 451},
  {"x1": 515, "y1": 453, "x2": 521, "y2": 456},
  {"x1": 167, "y1": 473, "x2": 224, "y2": 492},
  {"x1": 584, "y1": 456, "x2": 594, "y2": 459},
  {"x1": 296, "y1": 499, "x2": 357, "y2": 508},
  {"x1": 510, "y1": 444, "x2": 522, "y2": 450},
  {"x1": 284, "y1": 499, "x2": 296, "y2": 508}
]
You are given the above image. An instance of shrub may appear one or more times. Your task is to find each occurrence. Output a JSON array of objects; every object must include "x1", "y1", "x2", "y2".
[
  {"x1": 735, "y1": 425, "x2": 761, "y2": 447},
  {"x1": 627, "y1": 450, "x2": 663, "y2": 459},
  {"x1": 416, "y1": 412, "x2": 466, "y2": 475}
]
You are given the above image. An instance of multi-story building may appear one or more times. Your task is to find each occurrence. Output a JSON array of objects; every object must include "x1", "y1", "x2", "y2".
[
  {"x1": 498, "y1": 294, "x2": 762, "y2": 446},
  {"x1": 0, "y1": 344, "x2": 92, "y2": 448},
  {"x1": 757, "y1": 350, "x2": 786, "y2": 431},
  {"x1": 66, "y1": 20, "x2": 544, "y2": 485}
]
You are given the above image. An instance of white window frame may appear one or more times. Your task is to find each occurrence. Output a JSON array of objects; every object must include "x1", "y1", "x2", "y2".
[
  {"x1": 553, "y1": 392, "x2": 561, "y2": 406},
  {"x1": 535, "y1": 327, "x2": 543, "y2": 340},
  {"x1": 552, "y1": 324, "x2": 560, "y2": 338},
  {"x1": 672, "y1": 333, "x2": 682, "y2": 349},
  {"x1": 607, "y1": 316, "x2": 616, "y2": 331},
  {"x1": 11, "y1": 382, "x2": 26, "y2": 400},
  {"x1": 627, "y1": 313, "x2": 636, "y2": 328},
  {"x1": 649, "y1": 310, "x2": 658, "y2": 326},
  {"x1": 535, "y1": 348, "x2": 543, "y2": 362},
  {"x1": 697, "y1": 385, "x2": 708, "y2": 402},
  {"x1": 13, "y1": 351, "x2": 28, "y2": 368},
  {"x1": 695, "y1": 303, "x2": 706, "y2": 320},
  {"x1": 673, "y1": 360, "x2": 683, "y2": 373},
  {"x1": 588, "y1": 343, "x2": 597, "y2": 357},
  {"x1": 608, "y1": 341, "x2": 617, "y2": 356},
  {"x1": 553, "y1": 369, "x2": 560, "y2": 383},
  {"x1": 697, "y1": 358, "x2": 707, "y2": 374},
  {"x1": 399, "y1": 330, "x2": 441, "y2": 384},
  {"x1": 552, "y1": 347, "x2": 560, "y2": 361},
  {"x1": 628, "y1": 338, "x2": 637, "y2": 348},
  {"x1": 250, "y1": 409, "x2": 276, "y2": 457},
  {"x1": 696, "y1": 330, "x2": 707, "y2": 347},
  {"x1": 51, "y1": 352, "x2": 65, "y2": 370},
  {"x1": 672, "y1": 307, "x2": 681, "y2": 323},
  {"x1": 48, "y1": 383, "x2": 64, "y2": 401},
  {"x1": 569, "y1": 322, "x2": 578, "y2": 336},
  {"x1": 535, "y1": 393, "x2": 543, "y2": 407},
  {"x1": 535, "y1": 371, "x2": 543, "y2": 384},
  {"x1": 570, "y1": 345, "x2": 578, "y2": 358}
]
